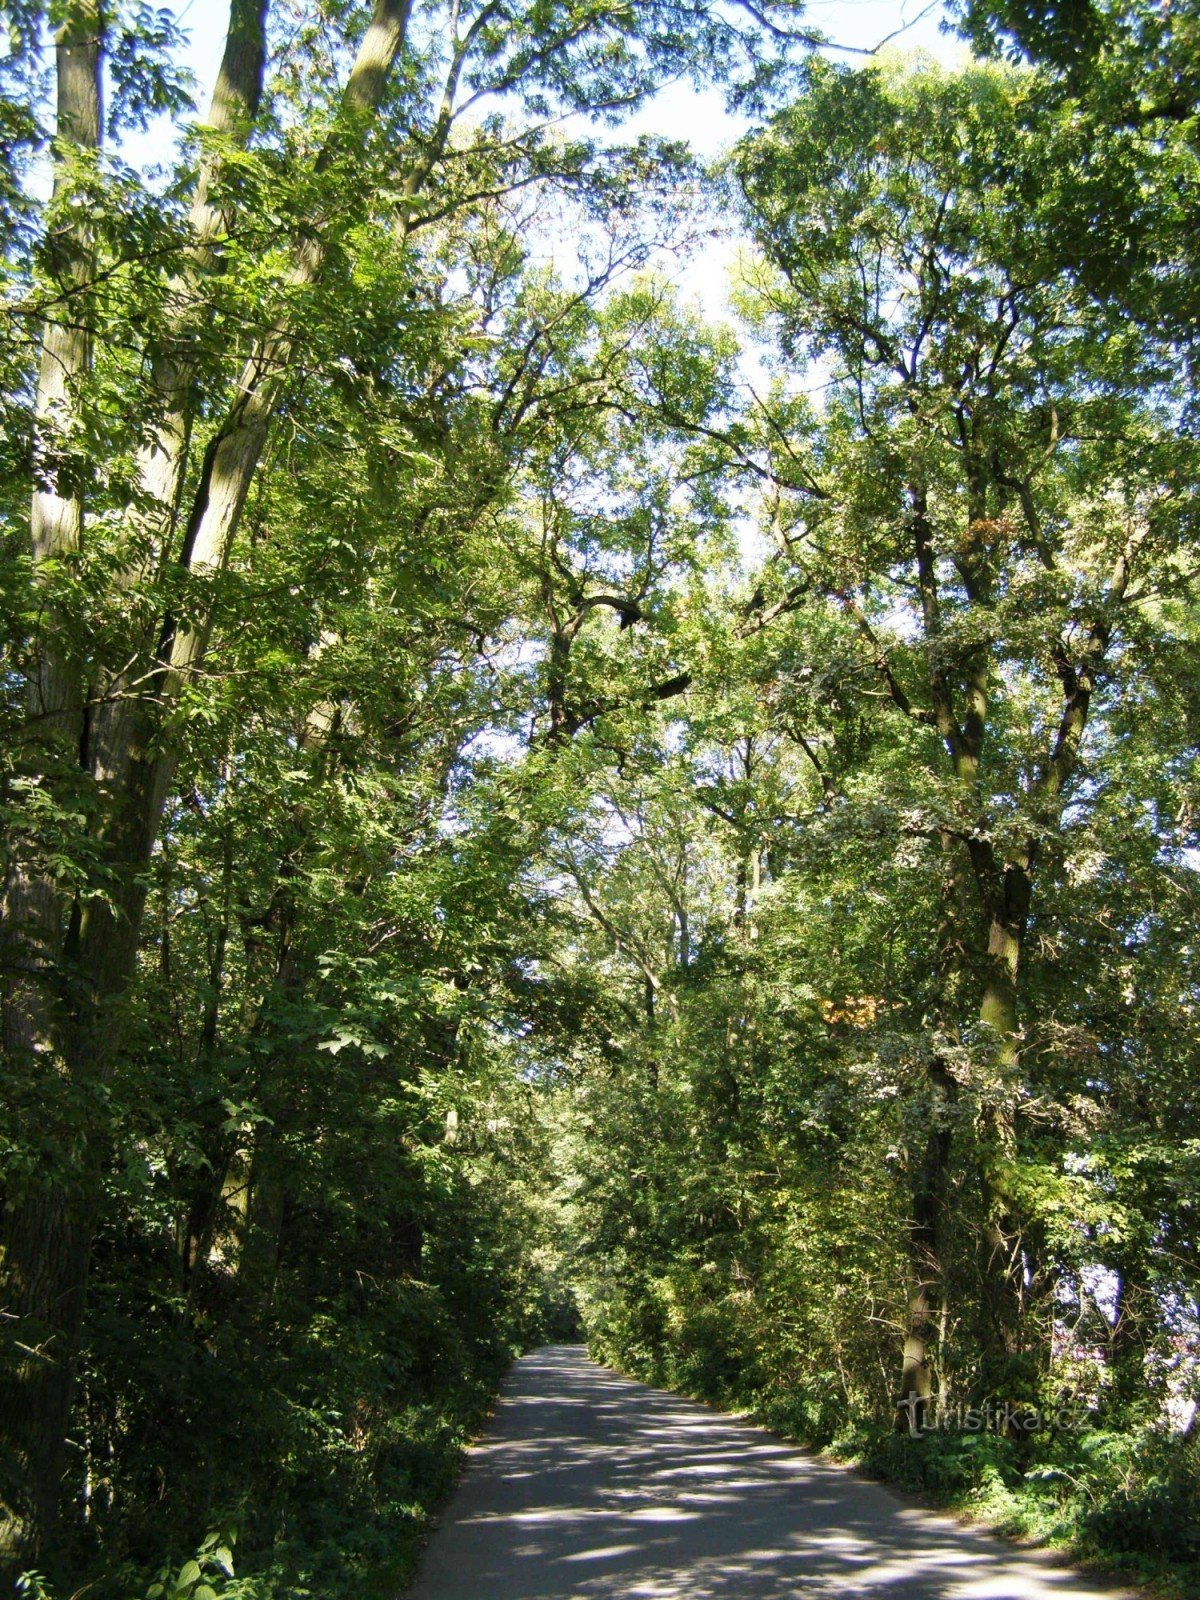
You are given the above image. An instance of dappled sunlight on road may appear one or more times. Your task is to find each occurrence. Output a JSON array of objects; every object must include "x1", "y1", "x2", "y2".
[{"x1": 409, "y1": 1346, "x2": 1127, "y2": 1599}]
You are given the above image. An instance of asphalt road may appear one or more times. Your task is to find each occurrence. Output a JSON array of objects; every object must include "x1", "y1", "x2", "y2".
[{"x1": 408, "y1": 1345, "x2": 1128, "y2": 1599}]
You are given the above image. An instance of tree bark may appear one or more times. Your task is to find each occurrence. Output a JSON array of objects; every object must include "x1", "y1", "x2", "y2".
[
  {"x1": 968, "y1": 541, "x2": 1127, "y2": 1395},
  {"x1": 896, "y1": 826, "x2": 968, "y2": 1427},
  {"x1": 128, "y1": 0, "x2": 270, "y2": 569},
  {"x1": 897, "y1": 1058, "x2": 956, "y2": 1432}
]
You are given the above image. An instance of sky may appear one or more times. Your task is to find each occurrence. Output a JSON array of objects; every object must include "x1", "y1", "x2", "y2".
[
  {"x1": 159, "y1": 0, "x2": 963, "y2": 170},
  {"x1": 624, "y1": 0, "x2": 961, "y2": 160}
]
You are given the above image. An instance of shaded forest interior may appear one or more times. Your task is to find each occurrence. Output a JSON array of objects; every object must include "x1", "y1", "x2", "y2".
[{"x1": 2, "y1": 0, "x2": 1199, "y2": 1595}]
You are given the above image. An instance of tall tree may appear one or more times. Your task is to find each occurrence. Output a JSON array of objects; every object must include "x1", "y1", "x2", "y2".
[
  {"x1": 732, "y1": 55, "x2": 1199, "y2": 1408},
  {"x1": 957, "y1": 0, "x2": 1200, "y2": 359},
  {"x1": 0, "y1": 0, "x2": 818, "y2": 1561}
]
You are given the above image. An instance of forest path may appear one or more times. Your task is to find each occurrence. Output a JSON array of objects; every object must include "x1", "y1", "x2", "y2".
[{"x1": 408, "y1": 1344, "x2": 1127, "y2": 1599}]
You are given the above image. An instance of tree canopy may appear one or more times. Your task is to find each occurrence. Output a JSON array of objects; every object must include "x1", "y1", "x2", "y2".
[{"x1": 1, "y1": 4, "x2": 1198, "y2": 1597}]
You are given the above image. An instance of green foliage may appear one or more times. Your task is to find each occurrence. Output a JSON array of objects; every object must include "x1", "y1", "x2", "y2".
[
  {"x1": 557, "y1": 44, "x2": 1200, "y2": 1597},
  {"x1": 1, "y1": 4, "x2": 1198, "y2": 1597}
]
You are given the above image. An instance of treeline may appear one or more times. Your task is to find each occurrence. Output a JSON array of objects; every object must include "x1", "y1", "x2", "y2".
[
  {"x1": 559, "y1": 14, "x2": 1200, "y2": 1589},
  {"x1": 1, "y1": 1, "x2": 1198, "y2": 1596},
  {"x1": 0, "y1": 1, "x2": 786, "y2": 1591}
]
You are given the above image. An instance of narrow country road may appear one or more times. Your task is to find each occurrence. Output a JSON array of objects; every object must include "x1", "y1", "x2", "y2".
[{"x1": 409, "y1": 1345, "x2": 1128, "y2": 1600}]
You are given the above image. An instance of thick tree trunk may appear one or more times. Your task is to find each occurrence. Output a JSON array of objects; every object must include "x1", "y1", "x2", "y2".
[
  {"x1": 897, "y1": 1279, "x2": 935, "y2": 1434},
  {"x1": 896, "y1": 1058, "x2": 956, "y2": 1432},
  {"x1": 894, "y1": 822, "x2": 971, "y2": 1426},
  {"x1": 902, "y1": 1062, "x2": 960, "y2": 1440},
  {"x1": 129, "y1": 0, "x2": 269, "y2": 567},
  {"x1": 974, "y1": 867, "x2": 1034, "y2": 1398},
  {"x1": 0, "y1": 848, "x2": 149, "y2": 1564},
  {"x1": 966, "y1": 547, "x2": 1128, "y2": 1399},
  {"x1": 238, "y1": 1162, "x2": 286, "y2": 1315},
  {"x1": 0, "y1": 1186, "x2": 96, "y2": 1560}
]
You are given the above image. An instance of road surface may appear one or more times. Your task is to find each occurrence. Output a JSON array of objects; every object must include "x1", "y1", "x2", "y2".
[{"x1": 409, "y1": 1345, "x2": 1127, "y2": 1599}]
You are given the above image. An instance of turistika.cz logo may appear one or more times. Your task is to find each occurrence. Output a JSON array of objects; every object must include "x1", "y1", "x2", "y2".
[{"x1": 897, "y1": 1395, "x2": 1094, "y2": 1436}]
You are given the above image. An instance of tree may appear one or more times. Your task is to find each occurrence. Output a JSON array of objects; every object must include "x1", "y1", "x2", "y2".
[
  {"x1": 5, "y1": 13, "x2": 1199, "y2": 1593},
  {"x1": 732, "y1": 54, "x2": 1199, "y2": 1411},
  {"x1": 957, "y1": 0, "x2": 1200, "y2": 357},
  {"x1": 0, "y1": 0, "x2": 825, "y2": 1562}
]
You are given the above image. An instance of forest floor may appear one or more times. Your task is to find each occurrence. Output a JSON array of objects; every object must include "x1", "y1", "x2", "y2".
[{"x1": 406, "y1": 1345, "x2": 1135, "y2": 1598}]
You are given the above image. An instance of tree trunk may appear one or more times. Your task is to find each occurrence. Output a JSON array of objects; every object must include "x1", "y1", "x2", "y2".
[
  {"x1": 895, "y1": 826, "x2": 969, "y2": 1426},
  {"x1": 238, "y1": 1161, "x2": 286, "y2": 1316},
  {"x1": 974, "y1": 866, "x2": 1034, "y2": 1398},
  {"x1": 127, "y1": 0, "x2": 269, "y2": 570},
  {"x1": 0, "y1": 1184, "x2": 96, "y2": 1562},
  {"x1": 896, "y1": 1059, "x2": 956, "y2": 1432}
]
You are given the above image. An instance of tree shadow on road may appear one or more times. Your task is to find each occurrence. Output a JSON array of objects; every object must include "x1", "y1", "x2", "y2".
[{"x1": 409, "y1": 1346, "x2": 1125, "y2": 1599}]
